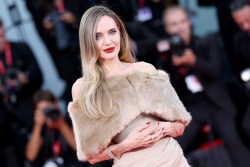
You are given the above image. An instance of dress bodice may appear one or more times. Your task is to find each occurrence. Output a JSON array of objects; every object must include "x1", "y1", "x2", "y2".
[
  {"x1": 112, "y1": 114, "x2": 160, "y2": 143},
  {"x1": 112, "y1": 114, "x2": 189, "y2": 167}
]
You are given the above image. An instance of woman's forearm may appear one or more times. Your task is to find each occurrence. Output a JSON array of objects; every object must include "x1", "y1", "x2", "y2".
[
  {"x1": 157, "y1": 121, "x2": 185, "y2": 138},
  {"x1": 87, "y1": 142, "x2": 130, "y2": 164},
  {"x1": 172, "y1": 122, "x2": 185, "y2": 137},
  {"x1": 87, "y1": 122, "x2": 158, "y2": 164}
]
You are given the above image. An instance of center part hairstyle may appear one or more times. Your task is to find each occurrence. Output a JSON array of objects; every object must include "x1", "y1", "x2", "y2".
[{"x1": 78, "y1": 6, "x2": 134, "y2": 119}]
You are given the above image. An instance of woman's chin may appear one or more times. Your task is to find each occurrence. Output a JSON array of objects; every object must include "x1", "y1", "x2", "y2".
[{"x1": 99, "y1": 54, "x2": 119, "y2": 61}]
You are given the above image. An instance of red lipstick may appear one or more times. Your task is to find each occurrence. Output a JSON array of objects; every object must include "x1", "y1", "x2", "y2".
[{"x1": 103, "y1": 47, "x2": 115, "y2": 53}]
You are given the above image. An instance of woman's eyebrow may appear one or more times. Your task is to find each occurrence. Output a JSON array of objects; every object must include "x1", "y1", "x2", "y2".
[
  {"x1": 96, "y1": 27, "x2": 117, "y2": 34},
  {"x1": 109, "y1": 28, "x2": 116, "y2": 31}
]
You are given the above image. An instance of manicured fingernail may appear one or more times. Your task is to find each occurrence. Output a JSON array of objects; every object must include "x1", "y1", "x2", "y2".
[{"x1": 146, "y1": 122, "x2": 151, "y2": 125}]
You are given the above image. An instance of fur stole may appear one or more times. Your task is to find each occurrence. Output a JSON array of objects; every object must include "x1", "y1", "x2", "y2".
[{"x1": 67, "y1": 70, "x2": 191, "y2": 161}]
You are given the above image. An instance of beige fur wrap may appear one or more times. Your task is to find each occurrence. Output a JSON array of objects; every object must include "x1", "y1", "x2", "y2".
[{"x1": 67, "y1": 70, "x2": 192, "y2": 161}]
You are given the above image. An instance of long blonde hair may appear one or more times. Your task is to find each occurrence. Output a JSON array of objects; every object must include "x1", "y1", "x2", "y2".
[{"x1": 78, "y1": 6, "x2": 134, "y2": 119}]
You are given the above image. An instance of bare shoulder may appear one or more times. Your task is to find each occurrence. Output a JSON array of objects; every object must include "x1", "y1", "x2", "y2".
[
  {"x1": 131, "y1": 61, "x2": 156, "y2": 73},
  {"x1": 72, "y1": 78, "x2": 83, "y2": 101}
]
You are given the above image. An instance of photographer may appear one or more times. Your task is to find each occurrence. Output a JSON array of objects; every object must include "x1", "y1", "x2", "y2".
[
  {"x1": 0, "y1": 18, "x2": 42, "y2": 167},
  {"x1": 25, "y1": 89, "x2": 79, "y2": 167},
  {"x1": 37, "y1": 0, "x2": 82, "y2": 102},
  {"x1": 230, "y1": 0, "x2": 250, "y2": 78},
  {"x1": 160, "y1": 6, "x2": 250, "y2": 167},
  {"x1": 230, "y1": 0, "x2": 250, "y2": 144}
]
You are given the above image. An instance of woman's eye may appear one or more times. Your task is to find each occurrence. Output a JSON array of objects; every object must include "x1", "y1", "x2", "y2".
[
  {"x1": 96, "y1": 34, "x2": 102, "y2": 40},
  {"x1": 110, "y1": 30, "x2": 116, "y2": 35}
]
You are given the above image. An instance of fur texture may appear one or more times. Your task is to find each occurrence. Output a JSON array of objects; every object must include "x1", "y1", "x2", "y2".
[{"x1": 68, "y1": 70, "x2": 191, "y2": 161}]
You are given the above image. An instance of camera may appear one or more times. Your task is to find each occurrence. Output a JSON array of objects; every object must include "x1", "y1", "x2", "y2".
[
  {"x1": 0, "y1": 67, "x2": 20, "y2": 95},
  {"x1": 5, "y1": 68, "x2": 20, "y2": 92},
  {"x1": 46, "y1": 10, "x2": 70, "y2": 50},
  {"x1": 6, "y1": 67, "x2": 18, "y2": 80},
  {"x1": 157, "y1": 34, "x2": 186, "y2": 58},
  {"x1": 42, "y1": 106, "x2": 61, "y2": 121},
  {"x1": 47, "y1": 10, "x2": 62, "y2": 24},
  {"x1": 168, "y1": 34, "x2": 186, "y2": 56}
]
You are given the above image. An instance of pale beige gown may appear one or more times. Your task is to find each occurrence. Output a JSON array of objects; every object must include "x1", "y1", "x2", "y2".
[{"x1": 112, "y1": 114, "x2": 190, "y2": 167}]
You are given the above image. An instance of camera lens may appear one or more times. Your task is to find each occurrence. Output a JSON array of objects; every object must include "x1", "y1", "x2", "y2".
[
  {"x1": 43, "y1": 106, "x2": 60, "y2": 121},
  {"x1": 6, "y1": 68, "x2": 18, "y2": 80},
  {"x1": 169, "y1": 34, "x2": 186, "y2": 56}
]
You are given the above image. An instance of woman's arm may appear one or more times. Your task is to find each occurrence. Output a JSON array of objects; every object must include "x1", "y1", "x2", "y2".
[
  {"x1": 87, "y1": 142, "x2": 128, "y2": 164},
  {"x1": 155, "y1": 121, "x2": 185, "y2": 138},
  {"x1": 87, "y1": 121, "x2": 184, "y2": 164},
  {"x1": 87, "y1": 122, "x2": 163, "y2": 164}
]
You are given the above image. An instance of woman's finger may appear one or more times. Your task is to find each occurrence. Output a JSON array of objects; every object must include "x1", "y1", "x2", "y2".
[
  {"x1": 153, "y1": 127, "x2": 163, "y2": 138},
  {"x1": 136, "y1": 122, "x2": 153, "y2": 132},
  {"x1": 155, "y1": 130, "x2": 166, "y2": 141},
  {"x1": 141, "y1": 123, "x2": 159, "y2": 135},
  {"x1": 142, "y1": 135, "x2": 152, "y2": 142}
]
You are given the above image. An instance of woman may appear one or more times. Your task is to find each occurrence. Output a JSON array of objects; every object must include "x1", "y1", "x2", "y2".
[{"x1": 68, "y1": 6, "x2": 191, "y2": 167}]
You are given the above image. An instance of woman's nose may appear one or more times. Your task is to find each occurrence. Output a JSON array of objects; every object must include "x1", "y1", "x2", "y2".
[{"x1": 104, "y1": 35, "x2": 112, "y2": 46}]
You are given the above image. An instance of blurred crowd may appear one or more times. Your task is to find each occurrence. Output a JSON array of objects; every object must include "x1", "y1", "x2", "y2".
[{"x1": 0, "y1": 0, "x2": 250, "y2": 167}]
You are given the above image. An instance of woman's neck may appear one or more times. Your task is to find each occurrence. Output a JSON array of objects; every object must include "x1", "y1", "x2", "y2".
[{"x1": 99, "y1": 57, "x2": 127, "y2": 78}]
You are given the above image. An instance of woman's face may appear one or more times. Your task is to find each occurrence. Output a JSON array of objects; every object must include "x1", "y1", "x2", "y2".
[{"x1": 95, "y1": 16, "x2": 121, "y2": 61}]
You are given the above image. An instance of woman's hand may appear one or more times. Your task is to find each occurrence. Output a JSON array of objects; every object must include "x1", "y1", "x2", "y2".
[
  {"x1": 121, "y1": 122, "x2": 164, "y2": 151},
  {"x1": 156, "y1": 121, "x2": 185, "y2": 138},
  {"x1": 84, "y1": 122, "x2": 165, "y2": 164},
  {"x1": 84, "y1": 121, "x2": 185, "y2": 164}
]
